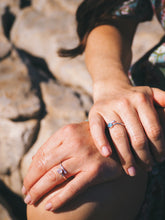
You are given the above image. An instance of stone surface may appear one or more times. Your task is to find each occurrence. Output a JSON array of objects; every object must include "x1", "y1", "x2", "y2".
[
  {"x1": 11, "y1": 7, "x2": 93, "y2": 95},
  {"x1": 0, "y1": 118, "x2": 38, "y2": 174},
  {"x1": 0, "y1": 169, "x2": 22, "y2": 196},
  {"x1": 0, "y1": 0, "x2": 20, "y2": 16},
  {"x1": 21, "y1": 80, "x2": 92, "y2": 178},
  {"x1": 0, "y1": 50, "x2": 41, "y2": 119},
  {"x1": 55, "y1": 0, "x2": 82, "y2": 13},
  {"x1": 132, "y1": 16, "x2": 164, "y2": 63},
  {"x1": 0, "y1": 204, "x2": 12, "y2": 220},
  {"x1": 41, "y1": 80, "x2": 91, "y2": 119},
  {"x1": 32, "y1": 0, "x2": 82, "y2": 14},
  {"x1": 1, "y1": 0, "x2": 164, "y2": 218},
  {"x1": 0, "y1": 20, "x2": 12, "y2": 58}
]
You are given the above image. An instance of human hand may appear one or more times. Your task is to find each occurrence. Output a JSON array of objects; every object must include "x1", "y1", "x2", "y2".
[
  {"x1": 22, "y1": 122, "x2": 122, "y2": 211},
  {"x1": 89, "y1": 81, "x2": 165, "y2": 176}
]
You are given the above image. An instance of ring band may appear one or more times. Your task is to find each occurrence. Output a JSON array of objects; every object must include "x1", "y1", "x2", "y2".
[
  {"x1": 57, "y1": 162, "x2": 68, "y2": 180},
  {"x1": 107, "y1": 120, "x2": 124, "y2": 128}
]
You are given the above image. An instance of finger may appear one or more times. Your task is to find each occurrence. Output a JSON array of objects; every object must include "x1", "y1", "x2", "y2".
[
  {"x1": 89, "y1": 111, "x2": 112, "y2": 157},
  {"x1": 119, "y1": 106, "x2": 153, "y2": 169},
  {"x1": 24, "y1": 159, "x2": 78, "y2": 205},
  {"x1": 108, "y1": 114, "x2": 136, "y2": 176},
  {"x1": 137, "y1": 98, "x2": 165, "y2": 162},
  {"x1": 23, "y1": 143, "x2": 68, "y2": 192},
  {"x1": 44, "y1": 172, "x2": 92, "y2": 211},
  {"x1": 152, "y1": 88, "x2": 165, "y2": 107}
]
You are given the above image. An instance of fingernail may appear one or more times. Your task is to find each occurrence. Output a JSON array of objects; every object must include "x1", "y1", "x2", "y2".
[
  {"x1": 22, "y1": 186, "x2": 27, "y2": 195},
  {"x1": 128, "y1": 167, "x2": 136, "y2": 177},
  {"x1": 45, "y1": 203, "x2": 53, "y2": 211},
  {"x1": 101, "y1": 146, "x2": 111, "y2": 157},
  {"x1": 24, "y1": 194, "x2": 32, "y2": 204}
]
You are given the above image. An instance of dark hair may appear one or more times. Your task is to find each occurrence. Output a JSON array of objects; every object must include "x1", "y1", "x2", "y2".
[{"x1": 58, "y1": 0, "x2": 123, "y2": 58}]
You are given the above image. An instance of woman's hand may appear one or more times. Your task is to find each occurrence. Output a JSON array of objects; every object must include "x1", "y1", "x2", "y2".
[
  {"x1": 89, "y1": 81, "x2": 165, "y2": 176},
  {"x1": 22, "y1": 122, "x2": 123, "y2": 211}
]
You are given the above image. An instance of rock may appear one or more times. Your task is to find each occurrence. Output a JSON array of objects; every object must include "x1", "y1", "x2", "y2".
[
  {"x1": 0, "y1": 204, "x2": 12, "y2": 220},
  {"x1": 32, "y1": 0, "x2": 64, "y2": 16},
  {"x1": 0, "y1": 50, "x2": 41, "y2": 119},
  {"x1": 21, "y1": 80, "x2": 91, "y2": 178},
  {"x1": 11, "y1": 7, "x2": 93, "y2": 95},
  {"x1": 132, "y1": 16, "x2": 164, "y2": 63},
  {"x1": 0, "y1": 118, "x2": 39, "y2": 174},
  {"x1": 0, "y1": 0, "x2": 20, "y2": 16},
  {"x1": 0, "y1": 19, "x2": 12, "y2": 58},
  {"x1": 55, "y1": 0, "x2": 82, "y2": 13},
  {"x1": 32, "y1": 0, "x2": 82, "y2": 14},
  {"x1": 41, "y1": 80, "x2": 91, "y2": 119},
  {"x1": 0, "y1": 169, "x2": 22, "y2": 196}
]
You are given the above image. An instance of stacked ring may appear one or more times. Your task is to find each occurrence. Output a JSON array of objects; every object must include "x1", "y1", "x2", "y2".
[
  {"x1": 108, "y1": 120, "x2": 125, "y2": 128},
  {"x1": 57, "y1": 162, "x2": 68, "y2": 180}
]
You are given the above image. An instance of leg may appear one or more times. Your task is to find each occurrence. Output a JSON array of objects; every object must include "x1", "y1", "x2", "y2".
[{"x1": 27, "y1": 169, "x2": 147, "y2": 220}]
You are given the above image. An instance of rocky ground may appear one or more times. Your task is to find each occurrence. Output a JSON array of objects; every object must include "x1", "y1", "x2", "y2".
[{"x1": 0, "y1": 0, "x2": 164, "y2": 219}]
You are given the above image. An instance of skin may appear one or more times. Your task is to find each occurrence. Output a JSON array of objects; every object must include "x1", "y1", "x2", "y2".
[
  {"x1": 26, "y1": 122, "x2": 148, "y2": 220},
  {"x1": 23, "y1": 10, "x2": 165, "y2": 219},
  {"x1": 25, "y1": 107, "x2": 164, "y2": 219},
  {"x1": 85, "y1": 21, "x2": 165, "y2": 175},
  {"x1": 27, "y1": 171, "x2": 147, "y2": 220}
]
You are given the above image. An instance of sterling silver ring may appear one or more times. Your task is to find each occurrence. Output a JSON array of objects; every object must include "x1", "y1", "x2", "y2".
[
  {"x1": 107, "y1": 120, "x2": 125, "y2": 128},
  {"x1": 57, "y1": 162, "x2": 68, "y2": 180}
]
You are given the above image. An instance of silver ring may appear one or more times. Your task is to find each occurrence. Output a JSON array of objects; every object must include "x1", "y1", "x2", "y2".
[
  {"x1": 107, "y1": 120, "x2": 125, "y2": 128},
  {"x1": 57, "y1": 162, "x2": 68, "y2": 180}
]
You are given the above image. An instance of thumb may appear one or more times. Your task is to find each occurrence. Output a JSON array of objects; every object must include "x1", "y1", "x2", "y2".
[{"x1": 152, "y1": 88, "x2": 165, "y2": 107}]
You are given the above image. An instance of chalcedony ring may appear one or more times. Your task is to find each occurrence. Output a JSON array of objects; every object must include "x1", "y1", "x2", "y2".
[
  {"x1": 108, "y1": 120, "x2": 125, "y2": 128},
  {"x1": 57, "y1": 162, "x2": 68, "y2": 180}
]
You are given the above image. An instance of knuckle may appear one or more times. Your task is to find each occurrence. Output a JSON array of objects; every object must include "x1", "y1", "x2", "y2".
[
  {"x1": 148, "y1": 126, "x2": 161, "y2": 141},
  {"x1": 117, "y1": 98, "x2": 130, "y2": 109},
  {"x1": 135, "y1": 92, "x2": 148, "y2": 104},
  {"x1": 112, "y1": 129, "x2": 125, "y2": 142},
  {"x1": 132, "y1": 135, "x2": 146, "y2": 150},
  {"x1": 62, "y1": 124, "x2": 76, "y2": 135},
  {"x1": 35, "y1": 157, "x2": 47, "y2": 173},
  {"x1": 46, "y1": 168, "x2": 57, "y2": 182}
]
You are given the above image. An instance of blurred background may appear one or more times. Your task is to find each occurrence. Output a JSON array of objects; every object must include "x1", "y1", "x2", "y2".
[{"x1": 0, "y1": 0, "x2": 164, "y2": 219}]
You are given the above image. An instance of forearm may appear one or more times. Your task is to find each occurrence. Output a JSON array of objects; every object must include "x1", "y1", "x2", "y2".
[{"x1": 85, "y1": 21, "x2": 138, "y2": 101}]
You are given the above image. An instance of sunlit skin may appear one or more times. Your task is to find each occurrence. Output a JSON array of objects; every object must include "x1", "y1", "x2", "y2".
[{"x1": 24, "y1": 14, "x2": 165, "y2": 219}]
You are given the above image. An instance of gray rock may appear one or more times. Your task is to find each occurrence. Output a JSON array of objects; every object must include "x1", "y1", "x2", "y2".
[
  {"x1": 32, "y1": 0, "x2": 82, "y2": 14},
  {"x1": 21, "y1": 80, "x2": 91, "y2": 178},
  {"x1": 41, "y1": 80, "x2": 91, "y2": 120},
  {"x1": 0, "y1": 118, "x2": 39, "y2": 174},
  {"x1": 11, "y1": 7, "x2": 92, "y2": 95},
  {"x1": 55, "y1": 0, "x2": 82, "y2": 13},
  {"x1": 0, "y1": 169, "x2": 22, "y2": 196},
  {"x1": 132, "y1": 16, "x2": 164, "y2": 63},
  {"x1": 0, "y1": 204, "x2": 11, "y2": 220},
  {"x1": 0, "y1": 20, "x2": 12, "y2": 58},
  {"x1": 0, "y1": 50, "x2": 41, "y2": 119},
  {"x1": 0, "y1": 0, "x2": 20, "y2": 16}
]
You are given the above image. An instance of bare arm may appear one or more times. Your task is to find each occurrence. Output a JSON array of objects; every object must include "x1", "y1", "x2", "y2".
[{"x1": 85, "y1": 21, "x2": 165, "y2": 175}]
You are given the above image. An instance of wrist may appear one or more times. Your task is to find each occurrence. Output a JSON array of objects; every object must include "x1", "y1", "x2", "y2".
[{"x1": 93, "y1": 77, "x2": 132, "y2": 102}]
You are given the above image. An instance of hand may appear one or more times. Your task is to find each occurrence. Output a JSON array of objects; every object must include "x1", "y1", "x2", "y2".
[
  {"x1": 89, "y1": 81, "x2": 165, "y2": 175},
  {"x1": 22, "y1": 122, "x2": 123, "y2": 211}
]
